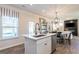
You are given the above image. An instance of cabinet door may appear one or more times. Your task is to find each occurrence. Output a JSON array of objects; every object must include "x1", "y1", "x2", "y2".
[{"x1": 37, "y1": 37, "x2": 51, "y2": 54}]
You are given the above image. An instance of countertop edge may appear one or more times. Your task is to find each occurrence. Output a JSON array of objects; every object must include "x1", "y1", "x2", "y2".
[{"x1": 23, "y1": 33, "x2": 56, "y2": 40}]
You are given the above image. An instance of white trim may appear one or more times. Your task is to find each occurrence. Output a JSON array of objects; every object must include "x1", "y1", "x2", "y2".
[
  {"x1": 1, "y1": 37, "x2": 19, "y2": 41},
  {"x1": 0, "y1": 42, "x2": 24, "y2": 50},
  {"x1": 0, "y1": 16, "x2": 2, "y2": 40}
]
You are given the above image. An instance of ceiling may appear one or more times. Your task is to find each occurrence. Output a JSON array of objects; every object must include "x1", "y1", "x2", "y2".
[{"x1": 11, "y1": 4, "x2": 79, "y2": 19}]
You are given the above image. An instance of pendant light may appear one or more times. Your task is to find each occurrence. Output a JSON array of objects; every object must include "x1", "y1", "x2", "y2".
[{"x1": 54, "y1": 5, "x2": 60, "y2": 25}]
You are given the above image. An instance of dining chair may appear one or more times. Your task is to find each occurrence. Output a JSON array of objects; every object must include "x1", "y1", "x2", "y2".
[
  {"x1": 57, "y1": 32, "x2": 64, "y2": 44},
  {"x1": 63, "y1": 33, "x2": 72, "y2": 45}
]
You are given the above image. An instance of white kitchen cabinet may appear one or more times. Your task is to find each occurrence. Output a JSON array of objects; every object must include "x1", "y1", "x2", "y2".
[{"x1": 24, "y1": 33, "x2": 56, "y2": 54}]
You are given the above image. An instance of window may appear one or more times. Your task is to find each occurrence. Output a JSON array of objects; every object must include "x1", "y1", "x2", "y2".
[
  {"x1": 2, "y1": 16, "x2": 18, "y2": 39},
  {"x1": 1, "y1": 8, "x2": 19, "y2": 39}
]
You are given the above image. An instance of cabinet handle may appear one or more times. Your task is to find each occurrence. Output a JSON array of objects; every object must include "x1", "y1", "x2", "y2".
[{"x1": 44, "y1": 43, "x2": 47, "y2": 45}]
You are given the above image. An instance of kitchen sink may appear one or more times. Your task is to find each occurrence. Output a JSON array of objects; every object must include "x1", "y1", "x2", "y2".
[{"x1": 33, "y1": 34, "x2": 45, "y2": 37}]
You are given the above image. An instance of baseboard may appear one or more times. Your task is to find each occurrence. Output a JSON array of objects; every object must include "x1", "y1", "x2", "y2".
[{"x1": 0, "y1": 42, "x2": 24, "y2": 50}]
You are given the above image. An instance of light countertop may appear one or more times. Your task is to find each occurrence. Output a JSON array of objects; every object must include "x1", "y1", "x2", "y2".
[{"x1": 23, "y1": 33, "x2": 56, "y2": 40}]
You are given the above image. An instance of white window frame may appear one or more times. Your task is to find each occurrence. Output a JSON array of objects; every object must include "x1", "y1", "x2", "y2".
[
  {"x1": 2, "y1": 16, "x2": 19, "y2": 40},
  {"x1": 0, "y1": 16, "x2": 2, "y2": 40}
]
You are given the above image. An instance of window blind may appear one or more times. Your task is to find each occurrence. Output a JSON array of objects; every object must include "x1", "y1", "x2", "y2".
[{"x1": 0, "y1": 7, "x2": 19, "y2": 39}]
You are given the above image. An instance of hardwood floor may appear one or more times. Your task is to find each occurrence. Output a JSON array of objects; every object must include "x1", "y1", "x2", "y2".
[
  {"x1": 0, "y1": 44, "x2": 24, "y2": 54},
  {"x1": 54, "y1": 36, "x2": 79, "y2": 54},
  {"x1": 0, "y1": 36, "x2": 79, "y2": 54}
]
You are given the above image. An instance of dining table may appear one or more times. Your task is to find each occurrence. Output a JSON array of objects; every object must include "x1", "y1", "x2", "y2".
[
  {"x1": 61, "y1": 31, "x2": 73, "y2": 39},
  {"x1": 61, "y1": 31, "x2": 73, "y2": 45}
]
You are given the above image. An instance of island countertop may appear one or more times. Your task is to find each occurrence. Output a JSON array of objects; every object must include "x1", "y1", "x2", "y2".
[{"x1": 23, "y1": 33, "x2": 56, "y2": 40}]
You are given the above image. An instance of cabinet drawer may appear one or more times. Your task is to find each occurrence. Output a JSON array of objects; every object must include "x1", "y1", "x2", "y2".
[
  {"x1": 37, "y1": 37, "x2": 51, "y2": 44},
  {"x1": 37, "y1": 37, "x2": 51, "y2": 54}
]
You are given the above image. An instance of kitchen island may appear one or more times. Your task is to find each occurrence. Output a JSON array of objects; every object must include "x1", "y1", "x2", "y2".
[{"x1": 23, "y1": 33, "x2": 57, "y2": 54}]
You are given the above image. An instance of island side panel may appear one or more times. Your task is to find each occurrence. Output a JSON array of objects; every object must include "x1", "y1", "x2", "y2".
[
  {"x1": 51, "y1": 35, "x2": 57, "y2": 53},
  {"x1": 24, "y1": 37, "x2": 37, "y2": 54}
]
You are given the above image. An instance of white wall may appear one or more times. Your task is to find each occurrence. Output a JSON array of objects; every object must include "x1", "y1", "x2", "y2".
[{"x1": 0, "y1": 5, "x2": 49, "y2": 50}]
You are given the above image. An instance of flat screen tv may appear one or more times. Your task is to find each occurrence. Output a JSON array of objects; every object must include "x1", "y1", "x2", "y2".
[{"x1": 65, "y1": 23, "x2": 75, "y2": 27}]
